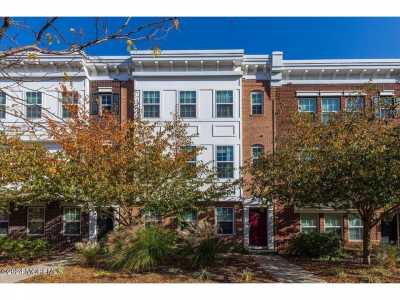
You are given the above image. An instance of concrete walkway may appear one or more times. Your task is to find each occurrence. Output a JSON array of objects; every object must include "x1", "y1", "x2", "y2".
[
  {"x1": 0, "y1": 254, "x2": 76, "y2": 283},
  {"x1": 251, "y1": 254, "x2": 326, "y2": 283}
]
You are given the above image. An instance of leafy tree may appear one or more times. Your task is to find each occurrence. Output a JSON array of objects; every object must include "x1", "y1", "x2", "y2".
[{"x1": 249, "y1": 107, "x2": 400, "y2": 264}]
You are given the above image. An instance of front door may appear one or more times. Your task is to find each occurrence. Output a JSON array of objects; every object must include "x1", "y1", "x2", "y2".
[{"x1": 249, "y1": 208, "x2": 268, "y2": 247}]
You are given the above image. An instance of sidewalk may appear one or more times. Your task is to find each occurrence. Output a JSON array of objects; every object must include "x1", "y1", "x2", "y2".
[{"x1": 251, "y1": 254, "x2": 326, "y2": 283}]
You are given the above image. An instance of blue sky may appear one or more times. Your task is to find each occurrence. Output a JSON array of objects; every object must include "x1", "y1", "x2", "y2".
[{"x1": 5, "y1": 17, "x2": 400, "y2": 59}]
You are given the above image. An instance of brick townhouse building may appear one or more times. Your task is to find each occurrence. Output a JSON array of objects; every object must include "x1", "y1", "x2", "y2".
[{"x1": 0, "y1": 50, "x2": 399, "y2": 251}]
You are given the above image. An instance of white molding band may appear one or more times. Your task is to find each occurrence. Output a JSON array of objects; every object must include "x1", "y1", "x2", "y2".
[{"x1": 380, "y1": 90, "x2": 395, "y2": 96}]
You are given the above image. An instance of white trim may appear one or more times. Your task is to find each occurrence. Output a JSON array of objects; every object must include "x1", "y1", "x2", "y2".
[
  {"x1": 27, "y1": 206, "x2": 45, "y2": 236},
  {"x1": 343, "y1": 91, "x2": 367, "y2": 96},
  {"x1": 320, "y1": 91, "x2": 343, "y2": 96},
  {"x1": 131, "y1": 71, "x2": 242, "y2": 77},
  {"x1": 97, "y1": 87, "x2": 113, "y2": 93},
  {"x1": 296, "y1": 91, "x2": 319, "y2": 97},
  {"x1": 62, "y1": 206, "x2": 82, "y2": 237},
  {"x1": 215, "y1": 207, "x2": 235, "y2": 236},
  {"x1": 380, "y1": 90, "x2": 395, "y2": 96}
]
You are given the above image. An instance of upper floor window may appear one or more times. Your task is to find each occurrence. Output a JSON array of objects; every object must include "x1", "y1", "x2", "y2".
[
  {"x1": 143, "y1": 91, "x2": 160, "y2": 118},
  {"x1": 0, "y1": 92, "x2": 6, "y2": 119},
  {"x1": 321, "y1": 97, "x2": 340, "y2": 124},
  {"x1": 27, "y1": 206, "x2": 45, "y2": 236},
  {"x1": 26, "y1": 91, "x2": 42, "y2": 119},
  {"x1": 298, "y1": 97, "x2": 317, "y2": 114},
  {"x1": 0, "y1": 212, "x2": 8, "y2": 235},
  {"x1": 251, "y1": 144, "x2": 264, "y2": 166},
  {"x1": 251, "y1": 91, "x2": 264, "y2": 115},
  {"x1": 300, "y1": 214, "x2": 318, "y2": 234},
  {"x1": 182, "y1": 145, "x2": 197, "y2": 168},
  {"x1": 183, "y1": 210, "x2": 197, "y2": 225},
  {"x1": 90, "y1": 93, "x2": 119, "y2": 115},
  {"x1": 375, "y1": 96, "x2": 397, "y2": 119},
  {"x1": 179, "y1": 91, "x2": 196, "y2": 118},
  {"x1": 62, "y1": 91, "x2": 79, "y2": 119},
  {"x1": 216, "y1": 91, "x2": 233, "y2": 118},
  {"x1": 216, "y1": 145, "x2": 234, "y2": 179},
  {"x1": 345, "y1": 96, "x2": 364, "y2": 113}
]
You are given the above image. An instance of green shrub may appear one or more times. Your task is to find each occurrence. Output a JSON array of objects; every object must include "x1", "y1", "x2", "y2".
[
  {"x1": 376, "y1": 245, "x2": 399, "y2": 269},
  {"x1": 0, "y1": 237, "x2": 50, "y2": 260},
  {"x1": 179, "y1": 220, "x2": 225, "y2": 269},
  {"x1": 75, "y1": 242, "x2": 103, "y2": 266},
  {"x1": 106, "y1": 225, "x2": 177, "y2": 273},
  {"x1": 287, "y1": 232, "x2": 341, "y2": 258}
]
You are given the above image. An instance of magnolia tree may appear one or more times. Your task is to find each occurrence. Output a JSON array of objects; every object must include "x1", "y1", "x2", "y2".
[{"x1": 248, "y1": 104, "x2": 400, "y2": 264}]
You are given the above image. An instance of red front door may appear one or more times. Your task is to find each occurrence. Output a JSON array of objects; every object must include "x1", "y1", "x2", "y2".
[{"x1": 249, "y1": 208, "x2": 268, "y2": 247}]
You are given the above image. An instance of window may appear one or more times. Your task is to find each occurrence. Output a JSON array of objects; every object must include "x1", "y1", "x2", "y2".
[
  {"x1": 26, "y1": 92, "x2": 42, "y2": 119},
  {"x1": 143, "y1": 91, "x2": 160, "y2": 118},
  {"x1": 345, "y1": 96, "x2": 364, "y2": 113},
  {"x1": 216, "y1": 207, "x2": 234, "y2": 235},
  {"x1": 300, "y1": 214, "x2": 318, "y2": 234},
  {"x1": 61, "y1": 91, "x2": 79, "y2": 119},
  {"x1": 298, "y1": 97, "x2": 317, "y2": 114},
  {"x1": 101, "y1": 93, "x2": 120, "y2": 114},
  {"x1": 216, "y1": 145, "x2": 234, "y2": 179},
  {"x1": 27, "y1": 207, "x2": 45, "y2": 236},
  {"x1": 182, "y1": 145, "x2": 197, "y2": 168},
  {"x1": 251, "y1": 144, "x2": 264, "y2": 166},
  {"x1": 0, "y1": 213, "x2": 8, "y2": 235},
  {"x1": 375, "y1": 96, "x2": 397, "y2": 119},
  {"x1": 179, "y1": 91, "x2": 196, "y2": 118},
  {"x1": 216, "y1": 91, "x2": 233, "y2": 118},
  {"x1": 63, "y1": 207, "x2": 81, "y2": 236},
  {"x1": 324, "y1": 214, "x2": 342, "y2": 237},
  {"x1": 0, "y1": 92, "x2": 6, "y2": 119},
  {"x1": 348, "y1": 214, "x2": 363, "y2": 241},
  {"x1": 143, "y1": 211, "x2": 161, "y2": 226},
  {"x1": 321, "y1": 97, "x2": 340, "y2": 124},
  {"x1": 251, "y1": 91, "x2": 264, "y2": 115},
  {"x1": 183, "y1": 210, "x2": 197, "y2": 225}
]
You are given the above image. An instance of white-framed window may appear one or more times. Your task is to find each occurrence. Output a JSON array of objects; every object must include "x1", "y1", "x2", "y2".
[
  {"x1": 0, "y1": 91, "x2": 6, "y2": 119},
  {"x1": 183, "y1": 210, "x2": 197, "y2": 225},
  {"x1": 300, "y1": 214, "x2": 318, "y2": 234},
  {"x1": 27, "y1": 207, "x2": 45, "y2": 236},
  {"x1": 216, "y1": 90, "x2": 233, "y2": 118},
  {"x1": 348, "y1": 214, "x2": 363, "y2": 241},
  {"x1": 298, "y1": 97, "x2": 317, "y2": 114},
  {"x1": 143, "y1": 91, "x2": 160, "y2": 118},
  {"x1": 375, "y1": 96, "x2": 397, "y2": 119},
  {"x1": 61, "y1": 91, "x2": 79, "y2": 119},
  {"x1": 251, "y1": 91, "x2": 264, "y2": 115},
  {"x1": 26, "y1": 91, "x2": 42, "y2": 119},
  {"x1": 182, "y1": 145, "x2": 197, "y2": 168},
  {"x1": 345, "y1": 96, "x2": 364, "y2": 113},
  {"x1": 251, "y1": 144, "x2": 264, "y2": 166},
  {"x1": 179, "y1": 91, "x2": 196, "y2": 118},
  {"x1": 216, "y1": 145, "x2": 234, "y2": 179},
  {"x1": 321, "y1": 97, "x2": 340, "y2": 124},
  {"x1": 324, "y1": 214, "x2": 342, "y2": 237},
  {"x1": 143, "y1": 211, "x2": 161, "y2": 227},
  {"x1": 63, "y1": 207, "x2": 81, "y2": 236},
  {"x1": 216, "y1": 207, "x2": 234, "y2": 235},
  {"x1": 0, "y1": 212, "x2": 8, "y2": 235}
]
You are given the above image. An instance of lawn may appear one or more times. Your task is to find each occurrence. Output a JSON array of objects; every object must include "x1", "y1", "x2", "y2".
[
  {"x1": 21, "y1": 253, "x2": 277, "y2": 283},
  {"x1": 287, "y1": 257, "x2": 400, "y2": 283}
]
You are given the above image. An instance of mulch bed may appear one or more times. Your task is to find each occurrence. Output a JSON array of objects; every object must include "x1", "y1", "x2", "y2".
[
  {"x1": 286, "y1": 256, "x2": 400, "y2": 283},
  {"x1": 21, "y1": 253, "x2": 276, "y2": 283}
]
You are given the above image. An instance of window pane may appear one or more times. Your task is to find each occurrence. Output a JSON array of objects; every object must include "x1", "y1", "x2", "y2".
[
  {"x1": 349, "y1": 214, "x2": 362, "y2": 227},
  {"x1": 216, "y1": 146, "x2": 233, "y2": 161},
  {"x1": 252, "y1": 144, "x2": 264, "y2": 159},
  {"x1": 322, "y1": 97, "x2": 340, "y2": 112},
  {"x1": 28, "y1": 207, "x2": 44, "y2": 221},
  {"x1": 217, "y1": 221, "x2": 234, "y2": 235},
  {"x1": 349, "y1": 228, "x2": 363, "y2": 241},
  {"x1": 346, "y1": 96, "x2": 364, "y2": 112},
  {"x1": 301, "y1": 214, "x2": 317, "y2": 227},
  {"x1": 216, "y1": 91, "x2": 233, "y2": 118},
  {"x1": 216, "y1": 208, "x2": 234, "y2": 234},
  {"x1": 298, "y1": 98, "x2": 317, "y2": 113},
  {"x1": 325, "y1": 215, "x2": 341, "y2": 227},
  {"x1": 143, "y1": 91, "x2": 160, "y2": 118},
  {"x1": 28, "y1": 222, "x2": 44, "y2": 235},
  {"x1": 251, "y1": 92, "x2": 264, "y2": 115},
  {"x1": 216, "y1": 146, "x2": 234, "y2": 178},
  {"x1": 180, "y1": 105, "x2": 196, "y2": 118},
  {"x1": 64, "y1": 208, "x2": 80, "y2": 222},
  {"x1": 0, "y1": 92, "x2": 6, "y2": 119},
  {"x1": 64, "y1": 222, "x2": 80, "y2": 235},
  {"x1": 184, "y1": 210, "x2": 197, "y2": 224}
]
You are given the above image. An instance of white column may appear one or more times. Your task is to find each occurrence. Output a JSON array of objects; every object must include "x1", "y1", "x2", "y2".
[
  {"x1": 267, "y1": 206, "x2": 274, "y2": 250},
  {"x1": 243, "y1": 207, "x2": 249, "y2": 248},
  {"x1": 88, "y1": 209, "x2": 97, "y2": 242}
]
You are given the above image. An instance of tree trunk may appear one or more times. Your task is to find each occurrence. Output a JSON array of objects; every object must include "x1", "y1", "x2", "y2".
[{"x1": 362, "y1": 222, "x2": 372, "y2": 265}]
